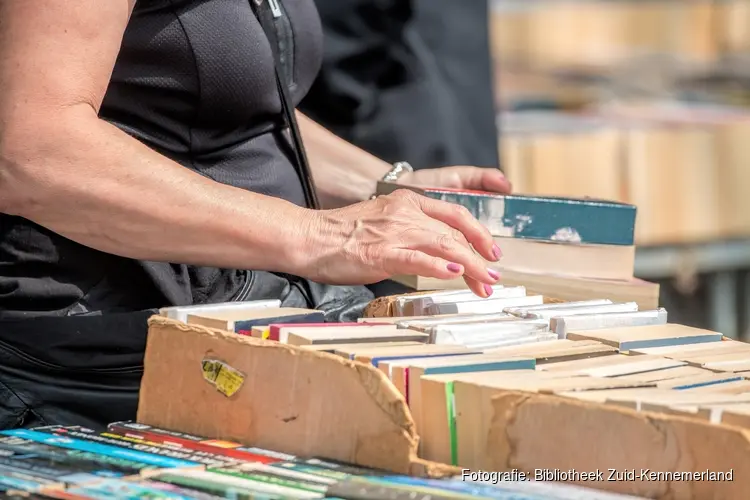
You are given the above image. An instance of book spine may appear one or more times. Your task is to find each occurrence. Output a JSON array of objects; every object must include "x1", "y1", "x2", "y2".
[
  {"x1": 362, "y1": 476, "x2": 547, "y2": 499},
  {"x1": 326, "y1": 478, "x2": 477, "y2": 500},
  {"x1": 208, "y1": 467, "x2": 330, "y2": 495},
  {"x1": 0, "y1": 437, "x2": 151, "y2": 474},
  {"x1": 423, "y1": 191, "x2": 636, "y2": 245},
  {"x1": 1, "y1": 431, "x2": 198, "y2": 469},
  {"x1": 504, "y1": 196, "x2": 636, "y2": 246},
  {"x1": 445, "y1": 382, "x2": 458, "y2": 467},
  {"x1": 0, "y1": 458, "x2": 119, "y2": 486},
  {"x1": 268, "y1": 323, "x2": 365, "y2": 342},
  {"x1": 5, "y1": 430, "x2": 202, "y2": 470},
  {"x1": 621, "y1": 334, "x2": 722, "y2": 352},
  {"x1": 672, "y1": 376, "x2": 743, "y2": 390},
  {"x1": 106, "y1": 423, "x2": 281, "y2": 464},
  {"x1": 234, "y1": 313, "x2": 326, "y2": 335},
  {"x1": 424, "y1": 358, "x2": 536, "y2": 376},
  {"x1": 61, "y1": 478, "x2": 199, "y2": 499},
  {"x1": 151, "y1": 470, "x2": 277, "y2": 499},
  {"x1": 370, "y1": 352, "x2": 471, "y2": 367}
]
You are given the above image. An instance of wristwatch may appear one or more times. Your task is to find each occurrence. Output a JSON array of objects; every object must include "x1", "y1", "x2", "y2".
[{"x1": 370, "y1": 161, "x2": 414, "y2": 199}]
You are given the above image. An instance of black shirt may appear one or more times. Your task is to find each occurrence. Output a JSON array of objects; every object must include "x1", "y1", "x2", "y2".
[{"x1": 0, "y1": 0, "x2": 323, "y2": 320}]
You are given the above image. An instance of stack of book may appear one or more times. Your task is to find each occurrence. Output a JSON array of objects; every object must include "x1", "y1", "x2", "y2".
[
  {"x1": 363, "y1": 291, "x2": 750, "y2": 473},
  {"x1": 171, "y1": 287, "x2": 667, "y2": 350},
  {"x1": 127, "y1": 297, "x2": 750, "y2": 498},
  {"x1": 0, "y1": 424, "x2": 639, "y2": 499},
  {"x1": 375, "y1": 181, "x2": 658, "y2": 307}
]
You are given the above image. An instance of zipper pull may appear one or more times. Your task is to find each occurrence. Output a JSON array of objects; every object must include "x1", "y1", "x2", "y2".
[{"x1": 267, "y1": 0, "x2": 283, "y2": 18}]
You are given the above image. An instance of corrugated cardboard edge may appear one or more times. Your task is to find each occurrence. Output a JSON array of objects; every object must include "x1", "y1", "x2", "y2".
[
  {"x1": 364, "y1": 292, "x2": 566, "y2": 318},
  {"x1": 408, "y1": 458, "x2": 461, "y2": 479},
  {"x1": 487, "y1": 391, "x2": 749, "y2": 499},
  {"x1": 138, "y1": 317, "x2": 436, "y2": 475}
]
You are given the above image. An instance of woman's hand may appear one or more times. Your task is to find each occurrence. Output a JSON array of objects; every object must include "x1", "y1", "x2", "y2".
[
  {"x1": 405, "y1": 166, "x2": 513, "y2": 194},
  {"x1": 294, "y1": 189, "x2": 503, "y2": 298}
]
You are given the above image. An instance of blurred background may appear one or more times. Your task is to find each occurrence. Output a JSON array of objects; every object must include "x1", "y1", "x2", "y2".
[
  {"x1": 490, "y1": 0, "x2": 750, "y2": 340},
  {"x1": 303, "y1": 0, "x2": 750, "y2": 340}
]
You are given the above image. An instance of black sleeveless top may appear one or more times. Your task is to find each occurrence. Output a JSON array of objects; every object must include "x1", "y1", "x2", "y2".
[{"x1": 0, "y1": 0, "x2": 323, "y2": 320}]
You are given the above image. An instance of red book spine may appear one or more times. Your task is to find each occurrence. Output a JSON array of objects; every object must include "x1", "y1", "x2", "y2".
[{"x1": 106, "y1": 424, "x2": 276, "y2": 464}]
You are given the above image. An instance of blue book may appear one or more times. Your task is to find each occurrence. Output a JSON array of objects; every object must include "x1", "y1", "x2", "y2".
[
  {"x1": 0, "y1": 436, "x2": 154, "y2": 474},
  {"x1": 364, "y1": 476, "x2": 549, "y2": 499},
  {"x1": 63, "y1": 478, "x2": 209, "y2": 500},
  {"x1": 377, "y1": 182, "x2": 636, "y2": 246},
  {"x1": 419, "y1": 358, "x2": 535, "y2": 376},
  {"x1": 567, "y1": 325, "x2": 722, "y2": 352},
  {"x1": 186, "y1": 308, "x2": 325, "y2": 336},
  {"x1": 671, "y1": 375, "x2": 743, "y2": 390},
  {"x1": 0, "y1": 430, "x2": 198, "y2": 469},
  {"x1": 369, "y1": 352, "x2": 472, "y2": 367}
]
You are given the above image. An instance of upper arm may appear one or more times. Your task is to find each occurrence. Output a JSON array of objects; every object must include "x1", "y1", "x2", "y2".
[{"x1": 0, "y1": 0, "x2": 135, "y2": 129}]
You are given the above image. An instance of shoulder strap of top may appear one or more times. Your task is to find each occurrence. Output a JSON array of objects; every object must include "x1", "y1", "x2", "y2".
[{"x1": 250, "y1": 0, "x2": 320, "y2": 209}]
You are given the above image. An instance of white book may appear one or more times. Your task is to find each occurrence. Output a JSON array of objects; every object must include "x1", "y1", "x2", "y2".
[
  {"x1": 427, "y1": 294, "x2": 544, "y2": 315},
  {"x1": 393, "y1": 286, "x2": 508, "y2": 316},
  {"x1": 396, "y1": 312, "x2": 514, "y2": 330},
  {"x1": 431, "y1": 321, "x2": 549, "y2": 345},
  {"x1": 159, "y1": 299, "x2": 281, "y2": 323},
  {"x1": 504, "y1": 299, "x2": 613, "y2": 317},
  {"x1": 285, "y1": 326, "x2": 428, "y2": 346},
  {"x1": 524, "y1": 302, "x2": 639, "y2": 320},
  {"x1": 407, "y1": 285, "x2": 525, "y2": 315},
  {"x1": 466, "y1": 332, "x2": 559, "y2": 350},
  {"x1": 551, "y1": 308, "x2": 668, "y2": 339}
]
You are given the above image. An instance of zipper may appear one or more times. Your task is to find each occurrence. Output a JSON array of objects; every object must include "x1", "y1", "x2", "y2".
[
  {"x1": 232, "y1": 270, "x2": 255, "y2": 303},
  {"x1": 258, "y1": 0, "x2": 296, "y2": 88},
  {"x1": 267, "y1": 0, "x2": 282, "y2": 17},
  {"x1": 0, "y1": 339, "x2": 143, "y2": 374}
]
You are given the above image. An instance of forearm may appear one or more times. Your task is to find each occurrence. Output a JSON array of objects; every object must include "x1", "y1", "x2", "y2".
[
  {"x1": 0, "y1": 108, "x2": 310, "y2": 273},
  {"x1": 297, "y1": 112, "x2": 392, "y2": 208}
]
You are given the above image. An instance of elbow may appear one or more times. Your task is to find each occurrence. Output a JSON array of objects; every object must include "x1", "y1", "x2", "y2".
[
  {"x1": 0, "y1": 127, "x2": 48, "y2": 217},
  {"x1": 1, "y1": 103, "x2": 99, "y2": 217}
]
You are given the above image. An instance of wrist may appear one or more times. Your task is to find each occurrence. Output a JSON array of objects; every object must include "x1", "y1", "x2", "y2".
[{"x1": 281, "y1": 206, "x2": 354, "y2": 280}]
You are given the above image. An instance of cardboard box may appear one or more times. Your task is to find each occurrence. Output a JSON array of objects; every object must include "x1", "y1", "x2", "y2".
[
  {"x1": 138, "y1": 316, "x2": 457, "y2": 477},
  {"x1": 486, "y1": 391, "x2": 749, "y2": 499}
]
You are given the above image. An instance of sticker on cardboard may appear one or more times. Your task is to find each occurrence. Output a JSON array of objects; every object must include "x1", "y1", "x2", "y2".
[{"x1": 201, "y1": 358, "x2": 245, "y2": 397}]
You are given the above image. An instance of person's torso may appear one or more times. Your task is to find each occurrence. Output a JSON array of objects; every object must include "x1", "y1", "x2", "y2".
[{"x1": 0, "y1": 0, "x2": 323, "y2": 319}]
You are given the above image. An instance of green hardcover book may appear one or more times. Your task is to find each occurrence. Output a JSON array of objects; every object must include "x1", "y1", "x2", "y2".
[{"x1": 377, "y1": 181, "x2": 636, "y2": 246}]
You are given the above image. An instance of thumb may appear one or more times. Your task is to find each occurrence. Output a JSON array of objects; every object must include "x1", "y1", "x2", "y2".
[{"x1": 447, "y1": 166, "x2": 512, "y2": 194}]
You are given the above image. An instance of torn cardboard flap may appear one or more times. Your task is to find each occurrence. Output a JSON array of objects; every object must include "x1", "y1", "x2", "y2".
[
  {"x1": 486, "y1": 391, "x2": 750, "y2": 499},
  {"x1": 139, "y1": 316, "x2": 419, "y2": 474}
]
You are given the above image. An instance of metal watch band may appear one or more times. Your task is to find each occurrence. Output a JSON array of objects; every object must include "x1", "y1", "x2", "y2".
[
  {"x1": 382, "y1": 161, "x2": 414, "y2": 183},
  {"x1": 370, "y1": 161, "x2": 414, "y2": 199}
]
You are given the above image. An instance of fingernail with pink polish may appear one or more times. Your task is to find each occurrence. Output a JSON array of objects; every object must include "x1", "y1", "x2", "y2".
[
  {"x1": 492, "y1": 244, "x2": 502, "y2": 261},
  {"x1": 447, "y1": 263, "x2": 462, "y2": 273},
  {"x1": 483, "y1": 284, "x2": 494, "y2": 297},
  {"x1": 488, "y1": 269, "x2": 501, "y2": 281}
]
